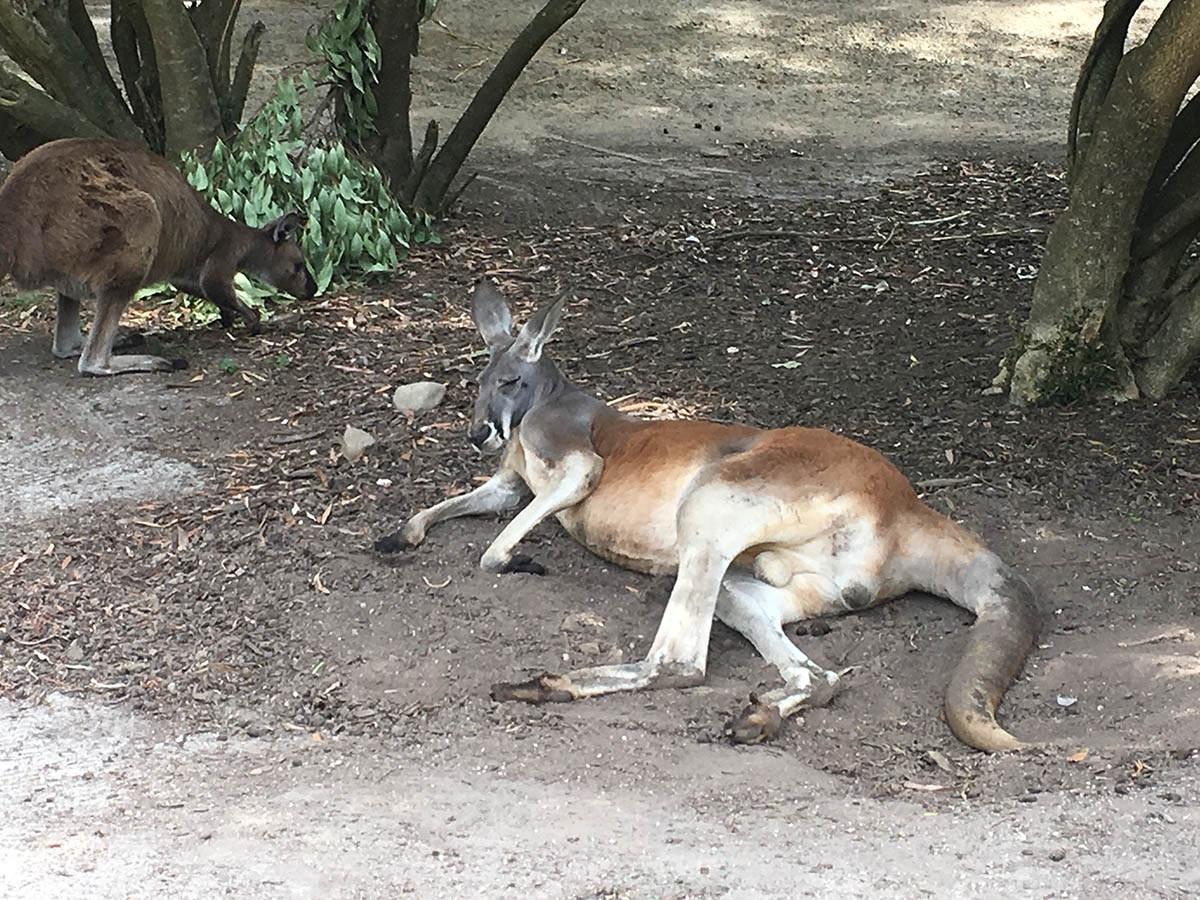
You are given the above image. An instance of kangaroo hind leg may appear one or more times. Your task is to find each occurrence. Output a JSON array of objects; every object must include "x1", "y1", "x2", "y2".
[
  {"x1": 52, "y1": 292, "x2": 84, "y2": 359},
  {"x1": 78, "y1": 289, "x2": 179, "y2": 376},
  {"x1": 717, "y1": 570, "x2": 844, "y2": 743},
  {"x1": 492, "y1": 539, "x2": 734, "y2": 702}
]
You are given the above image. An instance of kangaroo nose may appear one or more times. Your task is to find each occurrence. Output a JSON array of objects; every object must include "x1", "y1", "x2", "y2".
[{"x1": 467, "y1": 424, "x2": 493, "y2": 449}]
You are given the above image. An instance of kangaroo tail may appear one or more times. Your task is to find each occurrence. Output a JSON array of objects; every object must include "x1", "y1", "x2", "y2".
[
  {"x1": 943, "y1": 554, "x2": 1041, "y2": 751},
  {"x1": 902, "y1": 516, "x2": 1042, "y2": 752}
]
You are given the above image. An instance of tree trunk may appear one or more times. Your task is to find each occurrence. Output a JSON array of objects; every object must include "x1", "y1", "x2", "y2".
[
  {"x1": 367, "y1": 0, "x2": 418, "y2": 189},
  {"x1": 140, "y1": 0, "x2": 225, "y2": 155},
  {"x1": 412, "y1": 0, "x2": 588, "y2": 212},
  {"x1": 1005, "y1": 0, "x2": 1200, "y2": 404}
]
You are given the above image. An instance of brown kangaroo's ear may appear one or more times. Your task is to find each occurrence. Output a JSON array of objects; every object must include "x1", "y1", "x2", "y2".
[
  {"x1": 265, "y1": 211, "x2": 305, "y2": 243},
  {"x1": 471, "y1": 279, "x2": 513, "y2": 348}
]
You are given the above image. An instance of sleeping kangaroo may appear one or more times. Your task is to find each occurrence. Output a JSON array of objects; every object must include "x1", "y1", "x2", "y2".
[
  {"x1": 391, "y1": 281, "x2": 1042, "y2": 752},
  {"x1": 0, "y1": 137, "x2": 317, "y2": 376}
]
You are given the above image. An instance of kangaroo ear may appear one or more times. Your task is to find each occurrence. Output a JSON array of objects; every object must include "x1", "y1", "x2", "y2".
[
  {"x1": 471, "y1": 279, "x2": 513, "y2": 348},
  {"x1": 266, "y1": 211, "x2": 304, "y2": 243},
  {"x1": 511, "y1": 295, "x2": 566, "y2": 363}
]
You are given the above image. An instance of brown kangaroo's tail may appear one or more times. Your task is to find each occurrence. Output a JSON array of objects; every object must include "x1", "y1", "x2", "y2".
[
  {"x1": 943, "y1": 554, "x2": 1041, "y2": 751},
  {"x1": 902, "y1": 515, "x2": 1042, "y2": 752}
]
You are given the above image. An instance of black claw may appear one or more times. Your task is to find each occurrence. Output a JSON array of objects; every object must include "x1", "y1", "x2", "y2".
[
  {"x1": 502, "y1": 554, "x2": 546, "y2": 576},
  {"x1": 373, "y1": 534, "x2": 412, "y2": 554}
]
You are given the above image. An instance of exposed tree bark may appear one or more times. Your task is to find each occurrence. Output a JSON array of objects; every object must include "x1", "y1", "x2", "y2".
[
  {"x1": 187, "y1": 0, "x2": 239, "y2": 90},
  {"x1": 140, "y1": 0, "x2": 225, "y2": 154},
  {"x1": 112, "y1": 0, "x2": 166, "y2": 151},
  {"x1": 0, "y1": 0, "x2": 141, "y2": 143},
  {"x1": 67, "y1": 0, "x2": 127, "y2": 108},
  {"x1": 1137, "y1": 285, "x2": 1200, "y2": 397},
  {"x1": 1005, "y1": 0, "x2": 1200, "y2": 403},
  {"x1": 412, "y1": 0, "x2": 588, "y2": 212},
  {"x1": 0, "y1": 65, "x2": 110, "y2": 157},
  {"x1": 0, "y1": 0, "x2": 264, "y2": 162},
  {"x1": 228, "y1": 20, "x2": 266, "y2": 126},
  {"x1": 367, "y1": 0, "x2": 418, "y2": 188},
  {"x1": 1068, "y1": 0, "x2": 1141, "y2": 175}
]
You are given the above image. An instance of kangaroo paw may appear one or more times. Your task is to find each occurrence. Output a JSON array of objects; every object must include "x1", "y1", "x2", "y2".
[
  {"x1": 724, "y1": 694, "x2": 784, "y2": 744},
  {"x1": 490, "y1": 673, "x2": 575, "y2": 703}
]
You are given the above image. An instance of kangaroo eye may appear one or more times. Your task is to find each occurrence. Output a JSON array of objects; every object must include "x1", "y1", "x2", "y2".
[
  {"x1": 293, "y1": 262, "x2": 304, "y2": 273},
  {"x1": 499, "y1": 377, "x2": 520, "y2": 389}
]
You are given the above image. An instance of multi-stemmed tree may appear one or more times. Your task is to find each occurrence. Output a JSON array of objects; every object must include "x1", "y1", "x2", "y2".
[{"x1": 1001, "y1": 0, "x2": 1200, "y2": 402}]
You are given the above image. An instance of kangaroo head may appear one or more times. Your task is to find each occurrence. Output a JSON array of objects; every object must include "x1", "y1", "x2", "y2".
[
  {"x1": 468, "y1": 280, "x2": 566, "y2": 453},
  {"x1": 246, "y1": 212, "x2": 317, "y2": 301}
]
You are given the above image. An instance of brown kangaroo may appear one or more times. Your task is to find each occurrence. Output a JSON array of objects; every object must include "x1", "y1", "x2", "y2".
[
  {"x1": 0, "y1": 137, "x2": 317, "y2": 376},
  {"x1": 388, "y1": 281, "x2": 1043, "y2": 752}
]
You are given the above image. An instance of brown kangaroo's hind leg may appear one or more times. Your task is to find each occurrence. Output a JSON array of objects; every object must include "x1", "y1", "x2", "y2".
[
  {"x1": 77, "y1": 290, "x2": 183, "y2": 376},
  {"x1": 52, "y1": 292, "x2": 84, "y2": 359}
]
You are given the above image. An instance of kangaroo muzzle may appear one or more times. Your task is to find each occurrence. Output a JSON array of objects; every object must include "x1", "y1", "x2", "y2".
[{"x1": 468, "y1": 422, "x2": 503, "y2": 453}]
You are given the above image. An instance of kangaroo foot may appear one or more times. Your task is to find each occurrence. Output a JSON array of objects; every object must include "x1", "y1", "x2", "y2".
[
  {"x1": 725, "y1": 694, "x2": 784, "y2": 744},
  {"x1": 79, "y1": 354, "x2": 186, "y2": 376},
  {"x1": 491, "y1": 673, "x2": 575, "y2": 703}
]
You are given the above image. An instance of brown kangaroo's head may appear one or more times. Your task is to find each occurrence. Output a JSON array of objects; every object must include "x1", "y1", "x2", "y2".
[
  {"x1": 468, "y1": 280, "x2": 566, "y2": 453},
  {"x1": 245, "y1": 212, "x2": 317, "y2": 301}
]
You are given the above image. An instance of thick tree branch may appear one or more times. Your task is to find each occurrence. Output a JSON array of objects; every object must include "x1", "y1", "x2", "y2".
[
  {"x1": 0, "y1": 64, "x2": 109, "y2": 158},
  {"x1": 0, "y1": 2, "x2": 76, "y2": 103},
  {"x1": 67, "y1": 0, "x2": 127, "y2": 107},
  {"x1": 1068, "y1": 0, "x2": 1143, "y2": 175},
  {"x1": 187, "y1": 0, "x2": 239, "y2": 87},
  {"x1": 403, "y1": 118, "x2": 438, "y2": 202},
  {"x1": 1146, "y1": 91, "x2": 1200, "y2": 200},
  {"x1": 1133, "y1": 187, "x2": 1200, "y2": 260},
  {"x1": 1135, "y1": 280, "x2": 1200, "y2": 397},
  {"x1": 414, "y1": 0, "x2": 588, "y2": 212},
  {"x1": 112, "y1": 0, "x2": 165, "y2": 151},
  {"x1": 141, "y1": 0, "x2": 224, "y2": 154},
  {"x1": 228, "y1": 19, "x2": 265, "y2": 127},
  {"x1": 0, "y1": 0, "x2": 140, "y2": 142},
  {"x1": 368, "y1": 0, "x2": 419, "y2": 187}
]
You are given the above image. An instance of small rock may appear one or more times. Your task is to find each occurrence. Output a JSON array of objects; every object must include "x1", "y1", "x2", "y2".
[
  {"x1": 562, "y1": 611, "x2": 605, "y2": 632},
  {"x1": 578, "y1": 641, "x2": 601, "y2": 656},
  {"x1": 393, "y1": 381, "x2": 447, "y2": 413},
  {"x1": 244, "y1": 721, "x2": 271, "y2": 738},
  {"x1": 341, "y1": 425, "x2": 376, "y2": 462},
  {"x1": 1048, "y1": 848, "x2": 1067, "y2": 862},
  {"x1": 65, "y1": 639, "x2": 84, "y2": 662},
  {"x1": 808, "y1": 621, "x2": 832, "y2": 637}
]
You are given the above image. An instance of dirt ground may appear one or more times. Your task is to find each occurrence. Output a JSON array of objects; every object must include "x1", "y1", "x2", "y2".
[{"x1": 2, "y1": 2, "x2": 1198, "y2": 898}]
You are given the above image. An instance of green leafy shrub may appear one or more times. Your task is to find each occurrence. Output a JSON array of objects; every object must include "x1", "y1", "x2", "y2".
[
  {"x1": 180, "y1": 75, "x2": 436, "y2": 320},
  {"x1": 305, "y1": 0, "x2": 382, "y2": 148}
]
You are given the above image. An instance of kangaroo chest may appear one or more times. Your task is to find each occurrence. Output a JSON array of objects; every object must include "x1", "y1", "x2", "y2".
[{"x1": 508, "y1": 423, "x2": 744, "y2": 576}]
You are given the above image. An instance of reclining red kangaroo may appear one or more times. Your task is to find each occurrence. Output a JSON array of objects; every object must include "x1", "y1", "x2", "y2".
[
  {"x1": 395, "y1": 281, "x2": 1041, "y2": 752},
  {"x1": 0, "y1": 137, "x2": 316, "y2": 376}
]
